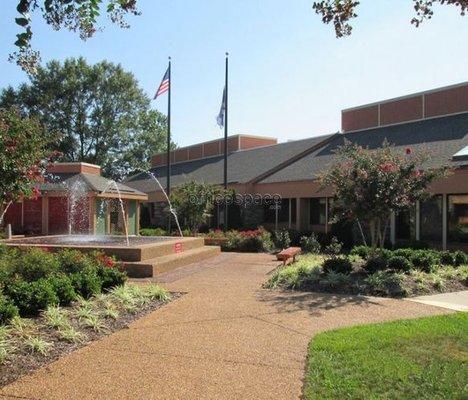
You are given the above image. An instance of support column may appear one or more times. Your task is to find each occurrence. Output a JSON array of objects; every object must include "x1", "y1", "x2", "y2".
[
  {"x1": 288, "y1": 198, "x2": 292, "y2": 229},
  {"x1": 41, "y1": 197, "x2": 49, "y2": 235},
  {"x1": 325, "y1": 197, "x2": 329, "y2": 234},
  {"x1": 442, "y1": 194, "x2": 447, "y2": 250},
  {"x1": 295, "y1": 198, "x2": 301, "y2": 231},
  {"x1": 415, "y1": 201, "x2": 420, "y2": 241},
  {"x1": 390, "y1": 212, "x2": 396, "y2": 246}
]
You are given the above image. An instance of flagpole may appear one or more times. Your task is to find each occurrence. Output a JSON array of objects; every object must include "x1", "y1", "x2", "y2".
[
  {"x1": 223, "y1": 52, "x2": 229, "y2": 231},
  {"x1": 167, "y1": 56, "x2": 172, "y2": 233}
]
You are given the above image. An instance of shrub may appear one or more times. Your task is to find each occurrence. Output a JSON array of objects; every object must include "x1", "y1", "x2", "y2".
[
  {"x1": 14, "y1": 248, "x2": 60, "y2": 281},
  {"x1": 363, "y1": 256, "x2": 388, "y2": 274},
  {"x1": 300, "y1": 233, "x2": 321, "y2": 254},
  {"x1": 224, "y1": 228, "x2": 273, "y2": 252},
  {"x1": 97, "y1": 267, "x2": 127, "y2": 291},
  {"x1": 0, "y1": 291, "x2": 19, "y2": 324},
  {"x1": 140, "y1": 228, "x2": 167, "y2": 236},
  {"x1": 6, "y1": 279, "x2": 59, "y2": 316},
  {"x1": 453, "y1": 251, "x2": 467, "y2": 267},
  {"x1": 57, "y1": 249, "x2": 94, "y2": 274},
  {"x1": 70, "y1": 271, "x2": 102, "y2": 299},
  {"x1": 47, "y1": 274, "x2": 77, "y2": 306},
  {"x1": 392, "y1": 248, "x2": 415, "y2": 261},
  {"x1": 410, "y1": 252, "x2": 438, "y2": 273},
  {"x1": 350, "y1": 245, "x2": 371, "y2": 260},
  {"x1": 273, "y1": 230, "x2": 291, "y2": 250},
  {"x1": 319, "y1": 271, "x2": 350, "y2": 289},
  {"x1": 440, "y1": 251, "x2": 455, "y2": 266},
  {"x1": 387, "y1": 256, "x2": 412, "y2": 273},
  {"x1": 364, "y1": 271, "x2": 409, "y2": 297},
  {"x1": 324, "y1": 237, "x2": 343, "y2": 257},
  {"x1": 322, "y1": 257, "x2": 352, "y2": 274}
]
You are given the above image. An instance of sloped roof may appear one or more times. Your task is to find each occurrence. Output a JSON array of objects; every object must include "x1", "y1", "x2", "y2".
[
  {"x1": 125, "y1": 134, "x2": 334, "y2": 193},
  {"x1": 260, "y1": 112, "x2": 468, "y2": 184},
  {"x1": 39, "y1": 173, "x2": 147, "y2": 197}
]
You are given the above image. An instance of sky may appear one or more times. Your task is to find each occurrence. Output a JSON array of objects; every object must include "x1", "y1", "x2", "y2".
[{"x1": 1, "y1": 0, "x2": 467, "y2": 147}]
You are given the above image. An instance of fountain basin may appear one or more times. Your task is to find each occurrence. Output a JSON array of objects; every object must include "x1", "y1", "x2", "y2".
[{"x1": 2, "y1": 235, "x2": 206, "y2": 263}]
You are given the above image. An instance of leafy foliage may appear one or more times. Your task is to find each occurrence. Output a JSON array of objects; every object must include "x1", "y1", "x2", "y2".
[
  {"x1": 313, "y1": 0, "x2": 467, "y2": 38},
  {"x1": 170, "y1": 181, "x2": 232, "y2": 233},
  {"x1": 321, "y1": 141, "x2": 446, "y2": 249},
  {"x1": 10, "y1": 0, "x2": 140, "y2": 74},
  {"x1": 0, "y1": 108, "x2": 54, "y2": 223},
  {"x1": 1, "y1": 58, "x2": 169, "y2": 180}
]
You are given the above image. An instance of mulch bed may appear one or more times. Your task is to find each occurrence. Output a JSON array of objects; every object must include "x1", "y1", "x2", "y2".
[{"x1": 0, "y1": 292, "x2": 183, "y2": 388}]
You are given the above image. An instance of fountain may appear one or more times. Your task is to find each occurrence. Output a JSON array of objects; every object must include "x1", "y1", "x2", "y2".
[{"x1": 140, "y1": 170, "x2": 183, "y2": 237}]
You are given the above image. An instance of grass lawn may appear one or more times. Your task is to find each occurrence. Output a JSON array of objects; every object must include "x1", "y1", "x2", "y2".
[{"x1": 304, "y1": 313, "x2": 468, "y2": 399}]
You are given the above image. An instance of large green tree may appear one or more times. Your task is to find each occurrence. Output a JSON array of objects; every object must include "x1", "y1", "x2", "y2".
[
  {"x1": 1, "y1": 57, "x2": 169, "y2": 180},
  {"x1": 313, "y1": 0, "x2": 467, "y2": 37}
]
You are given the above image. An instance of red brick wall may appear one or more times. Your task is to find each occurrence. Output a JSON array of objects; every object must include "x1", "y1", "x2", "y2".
[
  {"x1": 47, "y1": 163, "x2": 101, "y2": 175},
  {"x1": 48, "y1": 197, "x2": 68, "y2": 234},
  {"x1": 342, "y1": 105, "x2": 379, "y2": 132},
  {"x1": 342, "y1": 83, "x2": 468, "y2": 132},
  {"x1": 380, "y1": 96, "x2": 423, "y2": 126},
  {"x1": 151, "y1": 135, "x2": 278, "y2": 167},
  {"x1": 425, "y1": 85, "x2": 468, "y2": 118},
  {"x1": 240, "y1": 137, "x2": 277, "y2": 150},
  {"x1": 23, "y1": 198, "x2": 42, "y2": 234},
  {"x1": 4, "y1": 202, "x2": 22, "y2": 233}
]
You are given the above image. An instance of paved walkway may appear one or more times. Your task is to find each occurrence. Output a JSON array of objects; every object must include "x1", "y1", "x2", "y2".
[
  {"x1": 409, "y1": 290, "x2": 468, "y2": 311},
  {"x1": 0, "y1": 253, "x2": 452, "y2": 400}
]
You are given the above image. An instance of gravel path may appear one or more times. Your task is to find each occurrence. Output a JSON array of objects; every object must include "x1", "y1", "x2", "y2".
[{"x1": 0, "y1": 253, "x2": 452, "y2": 400}]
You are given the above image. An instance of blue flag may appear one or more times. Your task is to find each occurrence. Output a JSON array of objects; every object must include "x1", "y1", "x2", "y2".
[{"x1": 216, "y1": 87, "x2": 226, "y2": 128}]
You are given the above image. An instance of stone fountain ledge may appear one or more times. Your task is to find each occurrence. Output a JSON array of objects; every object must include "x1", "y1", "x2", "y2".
[{"x1": 2, "y1": 235, "x2": 221, "y2": 278}]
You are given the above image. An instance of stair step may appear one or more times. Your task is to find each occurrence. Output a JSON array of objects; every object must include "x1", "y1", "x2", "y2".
[{"x1": 122, "y1": 246, "x2": 221, "y2": 278}]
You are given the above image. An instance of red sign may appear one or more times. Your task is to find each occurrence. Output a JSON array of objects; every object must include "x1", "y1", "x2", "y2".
[{"x1": 174, "y1": 242, "x2": 183, "y2": 253}]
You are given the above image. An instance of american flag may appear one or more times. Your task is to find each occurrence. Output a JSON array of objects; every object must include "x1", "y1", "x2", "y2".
[
  {"x1": 216, "y1": 86, "x2": 226, "y2": 128},
  {"x1": 154, "y1": 67, "x2": 170, "y2": 99}
]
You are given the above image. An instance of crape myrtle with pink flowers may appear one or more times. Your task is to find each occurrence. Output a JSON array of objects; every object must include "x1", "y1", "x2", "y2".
[
  {"x1": 0, "y1": 108, "x2": 56, "y2": 225},
  {"x1": 321, "y1": 140, "x2": 448, "y2": 250}
]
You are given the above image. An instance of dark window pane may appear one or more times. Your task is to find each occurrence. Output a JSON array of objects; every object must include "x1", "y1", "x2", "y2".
[
  {"x1": 420, "y1": 195, "x2": 443, "y2": 243},
  {"x1": 395, "y1": 207, "x2": 416, "y2": 241},
  {"x1": 310, "y1": 198, "x2": 326, "y2": 225},
  {"x1": 448, "y1": 195, "x2": 468, "y2": 244}
]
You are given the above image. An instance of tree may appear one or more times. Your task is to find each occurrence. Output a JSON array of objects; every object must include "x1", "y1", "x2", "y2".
[
  {"x1": 0, "y1": 57, "x2": 169, "y2": 180},
  {"x1": 10, "y1": 0, "x2": 140, "y2": 74},
  {"x1": 0, "y1": 108, "x2": 54, "y2": 225},
  {"x1": 320, "y1": 141, "x2": 447, "y2": 250},
  {"x1": 170, "y1": 181, "x2": 232, "y2": 233},
  {"x1": 313, "y1": 0, "x2": 467, "y2": 37}
]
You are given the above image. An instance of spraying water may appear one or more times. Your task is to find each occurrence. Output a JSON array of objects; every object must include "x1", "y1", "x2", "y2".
[
  {"x1": 67, "y1": 177, "x2": 88, "y2": 235},
  {"x1": 99, "y1": 180, "x2": 130, "y2": 246},
  {"x1": 140, "y1": 170, "x2": 183, "y2": 237}
]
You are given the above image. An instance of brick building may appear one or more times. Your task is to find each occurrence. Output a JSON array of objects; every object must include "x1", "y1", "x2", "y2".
[
  {"x1": 4, "y1": 162, "x2": 147, "y2": 236},
  {"x1": 126, "y1": 82, "x2": 468, "y2": 250}
]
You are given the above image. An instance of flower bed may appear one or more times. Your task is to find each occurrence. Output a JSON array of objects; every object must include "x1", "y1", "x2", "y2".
[
  {"x1": 204, "y1": 228, "x2": 273, "y2": 252},
  {"x1": 266, "y1": 247, "x2": 468, "y2": 298},
  {"x1": 0, "y1": 245, "x2": 127, "y2": 321},
  {"x1": 0, "y1": 284, "x2": 176, "y2": 387}
]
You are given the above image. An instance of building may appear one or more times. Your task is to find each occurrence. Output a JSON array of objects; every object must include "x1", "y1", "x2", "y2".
[
  {"x1": 4, "y1": 162, "x2": 147, "y2": 236},
  {"x1": 127, "y1": 82, "x2": 468, "y2": 250}
]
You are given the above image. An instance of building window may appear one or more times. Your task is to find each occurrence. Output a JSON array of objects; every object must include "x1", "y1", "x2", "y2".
[
  {"x1": 264, "y1": 198, "x2": 289, "y2": 223},
  {"x1": 420, "y1": 195, "x2": 443, "y2": 243},
  {"x1": 290, "y1": 198, "x2": 297, "y2": 224},
  {"x1": 395, "y1": 207, "x2": 416, "y2": 241},
  {"x1": 448, "y1": 195, "x2": 468, "y2": 244},
  {"x1": 310, "y1": 198, "x2": 327, "y2": 225}
]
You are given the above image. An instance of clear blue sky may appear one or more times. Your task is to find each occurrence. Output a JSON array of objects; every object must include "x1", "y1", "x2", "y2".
[{"x1": 1, "y1": 0, "x2": 467, "y2": 147}]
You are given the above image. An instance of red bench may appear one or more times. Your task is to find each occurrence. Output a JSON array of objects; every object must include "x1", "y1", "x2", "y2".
[{"x1": 276, "y1": 247, "x2": 301, "y2": 266}]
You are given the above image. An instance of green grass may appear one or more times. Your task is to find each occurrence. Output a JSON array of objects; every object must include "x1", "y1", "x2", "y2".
[{"x1": 304, "y1": 313, "x2": 468, "y2": 400}]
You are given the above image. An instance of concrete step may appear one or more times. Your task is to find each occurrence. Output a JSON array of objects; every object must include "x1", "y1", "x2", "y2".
[{"x1": 122, "y1": 245, "x2": 221, "y2": 278}]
